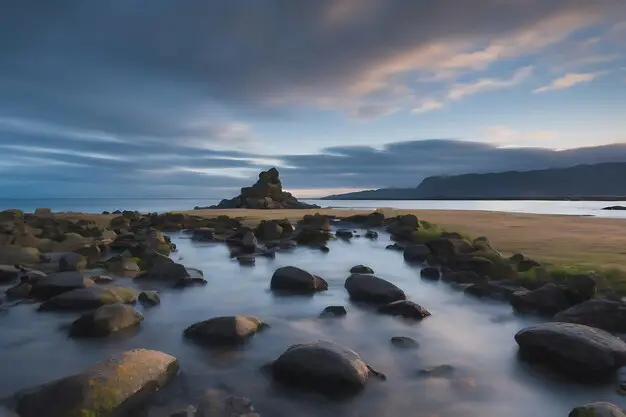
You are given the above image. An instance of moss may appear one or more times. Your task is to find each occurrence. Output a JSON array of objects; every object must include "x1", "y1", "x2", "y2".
[{"x1": 409, "y1": 228, "x2": 443, "y2": 244}]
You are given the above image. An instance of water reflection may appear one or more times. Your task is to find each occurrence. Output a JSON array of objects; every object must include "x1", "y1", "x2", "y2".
[{"x1": 0, "y1": 228, "x2": 623, "y2": 416}]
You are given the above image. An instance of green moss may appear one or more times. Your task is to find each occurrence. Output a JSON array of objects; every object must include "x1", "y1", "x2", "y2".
[{"x1": 409, "y1": 228, "x2": 443, "y2": 244}]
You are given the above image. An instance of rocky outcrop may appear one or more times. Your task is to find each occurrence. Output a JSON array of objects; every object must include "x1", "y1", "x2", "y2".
[
  {"x1": 514, "y1": 322, "x2": 626, "y2": 376},
  {"x1": 205, "y1": 168, "x2": 320, "y2": 209},
  {"x1": 6, "y1": 349, "x2": 179, "y2": 417},
  {"x1": 184, "y1": 316, "x2": 267, "y2": 346},
  {"x1": 271, "y1": 341, "x2": 382, "y2": 394}
]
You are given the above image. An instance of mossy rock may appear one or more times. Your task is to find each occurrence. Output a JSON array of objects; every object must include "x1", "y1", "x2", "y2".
[
  {"x1": 138, "y1": 291, "x2": 160, "y2": 306},
  {"x1": 39, "y1": 286, "x2": 137, "y2": 311}
]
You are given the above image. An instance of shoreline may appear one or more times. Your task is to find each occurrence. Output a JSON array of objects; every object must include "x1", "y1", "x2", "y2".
[{"x1": 319, "y1": 196, "x2": 626, "y2": 201}]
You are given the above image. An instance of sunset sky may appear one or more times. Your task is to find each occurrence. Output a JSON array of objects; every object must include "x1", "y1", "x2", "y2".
[{"x1": 1, "y1": 1, "x2": 625, "y2": 197}]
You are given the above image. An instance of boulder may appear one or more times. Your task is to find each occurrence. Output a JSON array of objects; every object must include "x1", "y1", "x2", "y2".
[
  {"x1": 320, "y1": 305, "x2": 347, "y2": 317},
  {"x1": 69, "y1": 304, "x2": 143, "y2": 337},
  {"x1": 336, "y1": 229, "x2": 353, "y2": 239},
  {"x1": 425, "y1": 237, "x2": 474, "y2": 259},
  {"x1": 377, "y1": 300, "x2": 431, "y2": 320},
  {"x1": 184, "y1": 316, "x2": 267, "y2": 346},
  {"x1": 390, "y1": 336, "x2": 419, "y2": 349},
  {"x1": 73, "y1": 245, "x2": 101, "y2": 263},
  {"x1": 420, "y1": 267, "x2": 440, "y2": 280},
  {"x1": 0, "y1": 264, "x2": 21, "y2": 283},
  {"x1": 30, "y1": 271, "x2": 94, "y2": 300},
  {"x1": 385, "y1": 242, "x2": 405, "y2": 251},
  {"x1": 39, "y1": 286, "x2": 136, "y2": 310},
  {"x1": 350, "y1": 265, "x2": 374, "y2": 274},
  {"x1": 564, "y1": 273, "x2": 597, "y2": 303},
  {"x1": 365, "y1": 230, "x2": 378, "y2": 239},
  {"x1": 34, "y1": 208, "x2": 52, "y2": 217},
  {"x1": 465, "y1": 282, "x2": 527, "y2": 301},
  {"x1": 40, "y1": 252, "x2": 87, "y2": 272},
  {"x1": 9, "y1": 349, "x2": 179, "y2": 417},
  {"x1": 255, "y1": 220, "x2": 291, "y2": 241},
  {"x1": 418, "y1": 364, "x2": 455, "y2": 378},
  {"x1": 138, "y1": 262, "x2": 190, "y2": 281},
  {"x1": 569, "y1": 403, "x2": 626, "y2": 417},
  {"x1": 514, "y1": 322, "x2": 626, "y2": 375},
  {"x1": 0, "y1": 246, "x2": 41, "y2": 265},
  {"x1": 344, "y1": 274, "x2": 406, "y2": 304},
  {"x1": 191, "y1": 227, "x2": 215, "y2": 241},
  {"x1": 270, "y1": 266, "x2": 328, "y2": 293},
  {"x1": 237, "y1": 255, "x2": 255, "y2": 266},
  {"x1": 553, "y1": 299, "x2": 626, "y2": 333},
  {"x1": 241, "y1": 231, "x2": 258, "y2": 252},
  {"x1": 403, "y1": 244, "x2": 431, "y2": 263},
  {"x1": 510, "y1": 283, "x2": 572, "y2": 315},
  {"x1": 5, "y1": 282, "x2": 32, "y2": 300},
  {"x1": 12, "y1": 232, "x2": 40, "y2": 248},
  {"x1": 138, "y1": 291, "x2": 160, "y2": 306},
  {"x1": 101, "y1": 229, "x2": 118, "y2": 241},
  {"x1": 196, "y1": 389, "x2": 259, "y2": 417},
  {"x1": 442, "y1": 270, "x2": 489, "y2": 285},
  {"x1": 271, "y1": 341, "x2": 377, "y2": 394},
  {"x1": 105, "y1": 256, "x2": 141, "y2": 274},
  {"x1": 54, "y1": 233, "x2": 91, "y2": 252}
]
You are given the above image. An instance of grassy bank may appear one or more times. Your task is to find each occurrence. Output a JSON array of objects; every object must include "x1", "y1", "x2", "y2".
[{"x1": 61, "y1": 208, "x2": 626, "y2": 293}]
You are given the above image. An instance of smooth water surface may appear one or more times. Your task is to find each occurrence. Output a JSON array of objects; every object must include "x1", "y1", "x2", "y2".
[{"x1": 1, "y1": 227, "x2": 623, "y2": 416}]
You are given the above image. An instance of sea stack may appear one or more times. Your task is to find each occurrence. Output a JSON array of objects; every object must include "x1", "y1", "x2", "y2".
[{"x1": 205, "y1": 168, "x2": 320, "y2": 209}]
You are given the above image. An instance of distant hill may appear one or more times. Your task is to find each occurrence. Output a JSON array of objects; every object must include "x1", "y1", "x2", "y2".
[{"x1": 321, "y1": 162, "x2": 626, "y2": 200}]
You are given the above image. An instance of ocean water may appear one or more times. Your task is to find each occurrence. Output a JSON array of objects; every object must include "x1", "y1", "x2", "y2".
[
  {"x1": 1, "y1": 198, "x2": 626, "y2": 218},
  {"x1": 0, "y1": 226, "x2": 622, "y2": 416}
]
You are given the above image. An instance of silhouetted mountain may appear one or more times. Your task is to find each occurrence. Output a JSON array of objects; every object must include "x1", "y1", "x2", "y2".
[{"x1": 322, "y1": 162, "x2": 626, "y2": 200}]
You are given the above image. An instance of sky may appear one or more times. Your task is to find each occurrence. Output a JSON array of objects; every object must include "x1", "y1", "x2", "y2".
[{"x1": 1, "y1": 0, "x2": 626, "y2": 198}]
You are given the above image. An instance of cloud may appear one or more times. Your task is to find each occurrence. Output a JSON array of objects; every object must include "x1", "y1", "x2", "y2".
[
  {"x1": 483, "y1": 126, "x2": 560, "y2": 148},
  {"x1": 447, "y1": 66, "x2": 534, "y2": 101},
  {"x1": 534, "y1": 71, "x2": 606, "y2": 93},
  {"x1": 411, "y1": 99, "x2": 445, "y2": 114}
]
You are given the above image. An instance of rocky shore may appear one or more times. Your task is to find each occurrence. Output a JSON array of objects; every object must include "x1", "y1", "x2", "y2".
[{"x1": 0, "y1": 207, "x2": 625, "y2": 416}]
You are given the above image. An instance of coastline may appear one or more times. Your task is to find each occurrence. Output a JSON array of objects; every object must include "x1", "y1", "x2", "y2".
[{"x1": 319, "y1": 196, "x2": 626, "y2": 201}]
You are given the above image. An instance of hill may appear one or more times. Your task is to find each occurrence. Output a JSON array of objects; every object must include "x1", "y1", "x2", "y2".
[{"x1": 322, "y1": 162, "x2": 626, "y2": 200}]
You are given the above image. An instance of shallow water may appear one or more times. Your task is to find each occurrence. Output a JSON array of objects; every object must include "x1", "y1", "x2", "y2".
[{"x1": 1, "y1": 227, "x2": 624, "y2": 416}]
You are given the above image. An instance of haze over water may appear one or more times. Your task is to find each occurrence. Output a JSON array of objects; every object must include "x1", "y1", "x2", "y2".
[{"x1": 0, "y1": 225, "x2": 623, "y2": 416}]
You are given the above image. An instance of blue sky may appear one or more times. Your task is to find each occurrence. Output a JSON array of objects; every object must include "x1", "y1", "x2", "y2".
[{"x1": 1, "y1": 1, "x2": 625, "y2": 198}]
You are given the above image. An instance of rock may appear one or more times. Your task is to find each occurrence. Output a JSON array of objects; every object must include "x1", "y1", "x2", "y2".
[
  {"x1": 0, "y1": 246, "x2": 41, "y2": 265},
  {"x1": 5, "y1": 282, "x2": 32, "y2": 300},
  {"x1": 385, "y1": 242, "x2": 405, "y2": 251},
  {"x1": 271, "y1": 341, "x2": 377, "y2": 394},
  {"x1": 390, "y1": 336, "x2": 419, "y2": 349},
  {"x1": 101, "y1": 229, "x2": 118, "y2": 241},
  {"x1": 318, "y1": 244, "x2": 330, "y2": 253},
  {"x1": 92, "y1": 275, "x2": 114, "y2": 284},
  {"x1": 350, "y1": 265, "x2": 374, "y2": 274},
  {"x1": 34, "y1": 208, "x2": 52, "y2": 217},
  {"x1": 69, "y1": 304, "x2": 143, "y2": 337},
  {"x1": 377, "y1": 300, "x2": 431, "y2": 320},
  {"x1": 270, "y1": 266, "x2": 328, "y2": 293},
  {"x1": 343, "y1": 212, "x2": 385, "y2": 227},
  {"x1": 191, "y1": 227, "x2": 215, "y2": 241},
  {"x1": 9, "y1": 349, "x2": 179, "y2": 417},
  {"x1": 42, "y1": 252, "x2": 88, "y2": 272},
  {"x1": 30, "y1": 271, "x2": 94, "y2": 300},
  {"x1": 138, "y1": 262, "x2": 190, "y2": 281},
  {"x1": 237, "y1": 255, "x2": 255, "y2": 266},
  {"x1": 138, "y1": 291, "x2": 161, "y2": 306},
  {"x1": 255, "y1": 219, "x2": 290, "y2": 241},
  {"x1": 184, "y1": 316, "x2": 267, "y2": 346},
  {"x1": 12, "y1": 232, "x2": 40, "y2": 248},
  {"x1": 565, "y1": 273, "x2": 597, "y2": 303},
  {"x1": 510, "y1": 283, "x2": 572, "y2": 315},
  {"x1": 603, "y1": 206, "x2": 626, "y2": 211},
  {"x1": 241, "y1": 231, "x2": 258, "y2": 251},
  {"x1": 553, "y1": 299, "x2": 626, "y2": 333},
  {"x1": 344, "y1": 273, "x2": 406, "y2": 304},
  {"x1": 418, "y1": 365, "x2": 455, "y2": 378},
  {"x1": 365, "y1": 230, "x2": 378, "y2": 239},
  {"x1": 196, "y1": 389, "x2": 259, "y2": 417},
  {"x1": 425, "y1": 237, "x2": 474, "y2": 258},
  {"x1": 336, "y1": 229, "x2": 353, "y2": 239},
  {"x1": 465, "y1": 282, "x2": 527, "y2": 301},
  {"x1": 420, "y1": 267, "x2": 440, "y2": 280},
  {"x1": 106, "y1": 256, "x2": 141, "y2": 274},
  {"x1": 54, "y1": 232, "x2": 92, "y2": 252},
  {"x1": 403, "y1": 244, "x2": 431, "y2": 263},
  {"x1": 320, "y1": 305, "x2": 347, "y2": 317},
  {"x1": 0, "y1": 264, "x2": 21, "y2": 283},
  {"x1": 39, "y1": 286, "x2": 136, "y2": 310},
  {"x1": 442, "y1": 270, "x2": 489, "y2": 285},
  {"x1": 73, "y1": 245, "x2": 101, "y2": 263},
  {"x1": 569, "y1": 402, "x2": 626, "y2": 417},
  {"x1": 514, "y1": 322, "x2": 626, "y2": 375}
]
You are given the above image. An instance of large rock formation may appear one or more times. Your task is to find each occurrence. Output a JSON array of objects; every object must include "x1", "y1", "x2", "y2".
[{"x1": 202, "y1": 168, "x2": 320, "y2": 209}]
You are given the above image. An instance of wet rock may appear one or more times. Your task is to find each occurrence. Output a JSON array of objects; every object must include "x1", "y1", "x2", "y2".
[
  {"x1": 385, "y1": 242, "x2": 405, "y2": 251},
  {"x1": 0, "y1": 265, "x2": 21, "y2": 283},
  {"x1": 255, "y1": 219, "x2": 291, "y2": 241},
  {"x1": 138, "y1": 262, "x2": 190, "y2": 281},
  {"x1": 39, "y1": 286, "x2": 136, "y2": 310},
  {"x1": 378, "y1": 300, "x2": 431, "y2": 320},
  {"x1": 553, "y1": 299, "x2": 626, "y2": 333},
  {"x1": 9, "y1": 349, "x2": 179, "y2": 417},
  {"x1": 138, "y1": 290, "x2": 160, "y2": 306},
  {"x1": 418, "y1": 364, "x2": 455, "y2": 378},
  {"x1": 442, "y1": 270, "x2": 489, "y2": 285},
  {"x1": 350, "y1": 265, "x2": 374, "y2": 274},
  {"x1": 318, "y1": 244, "x2": 330, "y2": 253},
  {"x1": 403, "y1": 244, "x2": 431, "y2": 263},
  {"x1": 420, "y1": 267, "x2": 440, "y2": 280},
  {"x1": 320, "y1": 305, "x2": 347, "y2": 317},
  {"x1": 270, "y1": 266, "x2": 328, "y2": 293},
  {"x1": 515, "y1": 322, "x2": 626, "y2": 376},
  {"x1": 5, "y1": 282, "x2": 32, "y2": 300},
  {"x1": 191, "y1": 227, "x2": 215, "y2": 241},
  {"x1": 69, "y1": 304, "x2": 143, "y2": 337},
  {"x1": 345, "y1": 274, "x2": 406, "y2": 304},
  {"x1": 336, "y1": 229, "x2": 353, "y2": 239},
  {"x1": 241, "y1": 231, "x2": 258, "y2": 252},
  {"x1": 237, "y1": 255, "x2": 255, "y2": 266},
  {"x1": 390, "y1": 336, "x2": 419, "y2": 349},
  {"x1": 196, "y1": 389, "x2": 259, "y2": 417},
  {"x1": 184, "y1": 316, "x2": 267, "y2": 346},
  {"x1": 465, "y1": 282, "x2": 527, "y2": 301},
  {"x1": 569, "y1": 402, "x2": 626, "y2": 417},
  {"x1": 30, "y1": 271, "x2": 94, "y2": 300},
  {"x1": 510, "y1": 283, "x2": 572, "y2": 315},
  {"x1": 365, "y1": 230, "x2": 378, "y2": 239},
  {"x1": 271, "y1": 341, "x2": 379, "y2": 394}
]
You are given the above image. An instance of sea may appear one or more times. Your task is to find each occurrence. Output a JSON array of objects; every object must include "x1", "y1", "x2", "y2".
[
  {"x1": 1, "y1": 198, "x2": 626, "y2": 218},
  {"x1": 1, "y1": 198, "x2": 626, "y2": 416}
]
